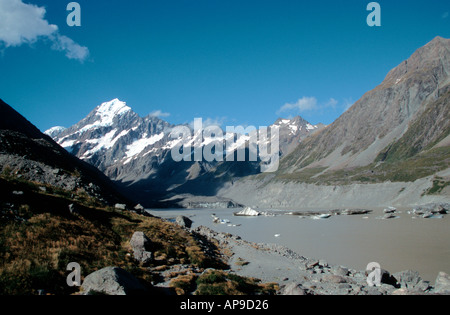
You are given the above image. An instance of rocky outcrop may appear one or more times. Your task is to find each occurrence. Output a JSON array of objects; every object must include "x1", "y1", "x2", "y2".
[{"x1": 81, "y1": 267, "x2": 148, "y2": 295}]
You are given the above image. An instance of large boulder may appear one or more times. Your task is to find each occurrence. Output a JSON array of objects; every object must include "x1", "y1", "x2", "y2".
[
  {"x1": 115, "y1": 203, "x2": 126, "y2": 210},
  {"x1": 331, "y1": 266, "x2": 349, "y2": 277},
  {"x1": 321, "y1": 274, "x2": 348, "y2": 284},
  {"x1": 277, "y1": 283, "x2": 307, "y2": 295},
  {"x1": 434, "y1": 272, "x2": 450, "y2": 294},
  {"x1": 130, "y1": 231, "x2": 153, "y2": 264},
  {"x1": 81, "y1": 267, "x2": 148, "y2": 295},
  {"x1": 175, "y1": 215, "x2": 193, "y2": 228},
  {"x1": 392, "y1": 270, "x2": 429, "y2": 292}
]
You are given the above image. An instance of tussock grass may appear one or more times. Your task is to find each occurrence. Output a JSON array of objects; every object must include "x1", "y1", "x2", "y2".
[
  {"x1": 170, "y1": 274, "x2": 198, "y2": 295},
  {"x1": 423, "y1": 176, "x2": 450, "y2": 195},
  {"x1": 0, "y1": 174, "x2": 225, "y2": 295},
  {"x1": 195, "y1": 270, "x2": 277, "y2": 295}
]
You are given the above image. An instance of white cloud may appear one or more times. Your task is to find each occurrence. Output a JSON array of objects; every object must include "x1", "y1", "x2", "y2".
[
  {"x1": 202, "y1": 117, "x2": 227, "y2": 127},
  {"x1": 0, "y1": 0, "x2": 89, "y2": 62},
  {"x1": 148, "y1": 110, "x2": 171, "y2": 118},
  {"x1": 276, "y1": 97, "x2": 341, "y2": 116},
  {"x1": 325, "y1": 98, "x2": 338, "y2": 108},
  {"x1": 277, "y1": 97, "x2": 318, "y2": 115},
  {"x1": 51, "y1": 34, "x2": 89, "y2": 61},
  {"x1": 188, "y1": 117, "x2": 227, "y2": 129},
  {"x1": 0, "y1": 0, "x2": 57, "y2": 46}
]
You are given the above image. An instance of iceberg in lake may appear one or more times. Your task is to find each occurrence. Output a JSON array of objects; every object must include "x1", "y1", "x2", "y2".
[
  {"x1": 234, "y1": 207, "x2": 261, "y2": 216},
  {"x1": 312, "y1": 213, "x2": 332, "y2": 220}
]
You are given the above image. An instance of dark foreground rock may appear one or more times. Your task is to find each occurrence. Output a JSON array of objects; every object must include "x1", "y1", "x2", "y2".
[{"x1": 81, "y1": 267, "x2": 148, "y2": 295}]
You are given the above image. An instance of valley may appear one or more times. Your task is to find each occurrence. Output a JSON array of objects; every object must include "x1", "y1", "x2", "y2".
[{"x1": 1, "y1": 36, "x2": 449, "y2": 296}]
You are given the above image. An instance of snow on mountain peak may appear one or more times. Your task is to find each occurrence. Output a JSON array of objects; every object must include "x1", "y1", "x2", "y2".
[
  {"x1": 44, "y1": 126, "x2": 66, "y2": 137},
  {"x1": 78, "y1": 99, "x2": 132, "y2": 133},
  {"x1": 96, "y1": 98, "x2": 131, "y2": 118},
  {"x1": 306, "y1": 123, "x2": 317, "y2": 131}
]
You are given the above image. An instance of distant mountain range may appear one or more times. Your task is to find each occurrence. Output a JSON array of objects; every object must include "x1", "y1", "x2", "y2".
[
  {"x1": 3, "y1": 36, "x2": 449, "y2": 210},
  {"x1": 46, "y1": 100, "x2": 323, "y2": 207}
]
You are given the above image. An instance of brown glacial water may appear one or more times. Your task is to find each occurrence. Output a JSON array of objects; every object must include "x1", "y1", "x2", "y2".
[{"x1": 148, "y1": 207, "x2": 450, "y2": 282}]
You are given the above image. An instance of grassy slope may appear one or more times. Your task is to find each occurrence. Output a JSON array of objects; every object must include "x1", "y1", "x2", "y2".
[
  {"x1": 375, "y1": 89, "x2": 450, "y2": 163},
  {"x1": 0, "y1": 172, "x2": 274, "y2": 295}
]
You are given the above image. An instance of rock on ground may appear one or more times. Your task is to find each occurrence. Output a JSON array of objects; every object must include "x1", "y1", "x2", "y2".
[
  {"x1": 81, "y1": 267, "x2": 148, "y2": 295},
  {"x1": 434, "y1": 272, "x2": 450, "y2": 294},
  {"x1": 277, "y1": 283, "x2": 307, "y2": 295},
  {"x1": 130, "y1": 231, "x2": 153, "y2": 264},
  {"x1": 175, "y1": 215, "x2": 193, "y2": 229},
  {"x1": 115, "y1": 203, "x2": 126, "y2": 210},
  {"x1": 393, "y1": 270, "x2": 430, "y2": 292}
]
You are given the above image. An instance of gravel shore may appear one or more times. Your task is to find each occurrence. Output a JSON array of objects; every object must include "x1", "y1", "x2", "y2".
[{"x1": 192, "y1": 225, "x2": 450, "y2": 295}]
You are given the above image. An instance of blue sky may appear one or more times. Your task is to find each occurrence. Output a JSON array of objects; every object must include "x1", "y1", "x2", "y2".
[{"x1": 0, "y1": 0, "x2": 449, "y2": 132}]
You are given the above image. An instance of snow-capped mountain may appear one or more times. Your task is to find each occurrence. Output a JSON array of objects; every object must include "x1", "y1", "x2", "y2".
[
  {"x1": 47, "y1": 99, "x2": 321, "y2": 206},
  {"x1": 44, "y1": 126, "x2": 66, "y2": 138},
  {"x1": 273, "y1": 116, "x2": 324, "y2": 156},
  {"x1": 50, "y1": 99, "x2": 173, "y2": 171},
  {"x1": 0, "y1": 99, "x2": 129, "y2": 206}
]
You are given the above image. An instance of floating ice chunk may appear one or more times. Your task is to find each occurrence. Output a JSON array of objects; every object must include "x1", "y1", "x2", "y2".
[
  {"x1": 234, "y1": 207, "x2": 260, "y2": 216},
  {"x1": 312, "y1": 214, "x2": 332, "y2": 220},
  {"x1": 384, "y1": 207, "x2": 397, "y2": 214}
]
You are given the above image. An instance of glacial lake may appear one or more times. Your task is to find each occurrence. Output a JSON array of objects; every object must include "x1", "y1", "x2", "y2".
[{"x1": 146, "y1": 207, "x2": 450, "y2": 282}]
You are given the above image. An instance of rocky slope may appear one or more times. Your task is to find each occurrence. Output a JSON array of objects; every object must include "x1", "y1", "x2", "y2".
[
  {"x1": 218, "y1": 36, "x2": 450, "y2": 209},
  {"x1": 0, "y1": 99, "x2": 129, "y2": 206},
  {"x1": 279, "y1": 36, "x2": 450, "y2": 174}
]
